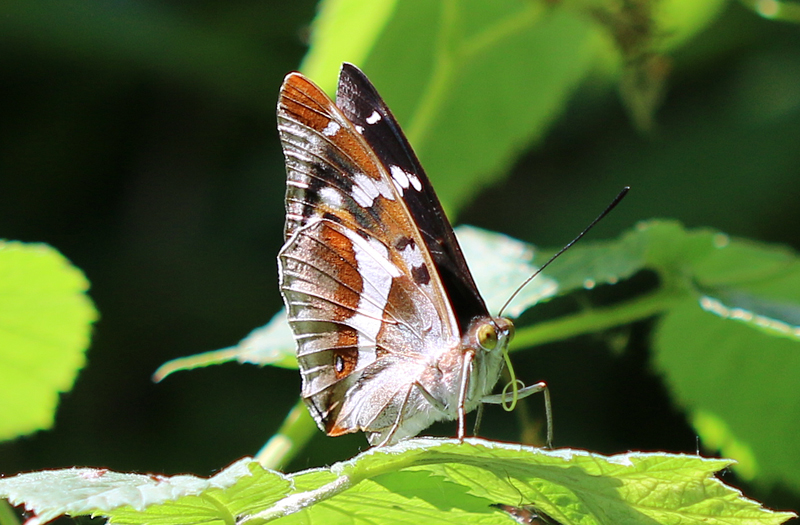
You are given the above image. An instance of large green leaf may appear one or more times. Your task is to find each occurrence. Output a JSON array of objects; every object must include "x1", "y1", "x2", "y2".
[
  {"x1": 655, "y1": 302, "x2": 800, "y2": 487},
  {"x1": 1, "y1": 440, "x2": 792, "y2": 525},
  {"x1": 517, "y1": 221, "x2": 800, "y2": 490},
  {"x1": 0, "y1": 241, "x2": 97, "y2": 441},
  {"x1": 298, "y1": 0, "x2": 733, "y2": 213}
]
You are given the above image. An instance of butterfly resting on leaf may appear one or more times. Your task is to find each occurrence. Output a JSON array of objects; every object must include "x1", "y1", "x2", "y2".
[{"x1": 276, "y1": 63, "x2": 550, "y2": 447}]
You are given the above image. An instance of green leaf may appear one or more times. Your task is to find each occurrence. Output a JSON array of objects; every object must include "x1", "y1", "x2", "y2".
[
  {"x1": 153, "y1": 310, "x2": 298, "y2": 381},
  {"x1": 509, "y1": 220, "x2": 800, "y2": 490},
  {"x1": 300, "y1": 0, "x2": 598, "y2": 214},
  {"x1": 244, "y1": 439, "x2": 794, "y2": 525},
  {"x1": 456, "y1": 226, "x2": 556, "y2": 317},
  {"x1": 0, "y1": 241, "x2": 97, "y2": 441},
  {"x1": 1, "y1": 441, "x2": 792, "y2": 525},
  {"x1": 655, "y1": 300, "x2": 800, "y2": 488},
  {"x1": 296, "y1": 0, "x2": 735, "y2": 215},
  {"x1": 0, "y1": 458, "x2": 290, "y2": 525},
  {"x1": 301, "y1": 0, "x2": 399, "y2": 93}
]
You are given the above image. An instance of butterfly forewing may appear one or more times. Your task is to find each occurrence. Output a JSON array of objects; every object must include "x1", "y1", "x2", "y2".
[{"x1": 335, "y1": 65, "x2": 488, "y2": 333}]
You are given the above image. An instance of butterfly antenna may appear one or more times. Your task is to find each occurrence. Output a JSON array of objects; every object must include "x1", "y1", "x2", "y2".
[{"x1": 498, "y1": 186, "x2": 630, "y2": 317}]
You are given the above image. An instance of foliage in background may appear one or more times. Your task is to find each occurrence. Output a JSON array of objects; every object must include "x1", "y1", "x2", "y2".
[{"x1": 300, "y1": 0, "x2": 728, "y2": 212}]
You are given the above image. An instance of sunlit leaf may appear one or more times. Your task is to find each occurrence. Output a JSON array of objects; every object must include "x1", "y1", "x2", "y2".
[
  {"x1": 0, "y1": 458, "x2": 289, "y2": 525},
  {"x1": 457, "y1": 226, "x2": 556, "y2": 317},
  {"x1": 493, "y1": 220, "x2": 800, "y2": 490},
  {"x1": 0, "y1": 241, "x2": 97, "y2": 441}
]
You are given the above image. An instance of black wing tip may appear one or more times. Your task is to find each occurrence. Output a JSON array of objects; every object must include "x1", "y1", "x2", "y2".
[
  {"x1": 338, "y1": 62, "x2": 376, "y2": 94},
  {"x1": 340, "y1": 62, "x2": 362, "y2": 76}
]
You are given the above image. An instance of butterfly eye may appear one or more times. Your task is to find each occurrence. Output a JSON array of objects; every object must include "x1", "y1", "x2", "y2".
[
  {"x1": 499, "y1": 318, "x2": 515, "y2": 342},
  {"x1": 477, "y1": 323, "x2": 499, "y2": 350}
]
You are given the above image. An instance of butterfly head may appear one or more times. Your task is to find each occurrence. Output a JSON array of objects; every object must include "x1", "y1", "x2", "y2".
[{"x1": 460, "y1": 315, "x2": 515, "y2": 405}]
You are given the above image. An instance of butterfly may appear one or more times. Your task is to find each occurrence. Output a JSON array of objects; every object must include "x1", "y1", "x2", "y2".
[{"x1": 276, "y1": 63, "x2": 548, "y2": 446}]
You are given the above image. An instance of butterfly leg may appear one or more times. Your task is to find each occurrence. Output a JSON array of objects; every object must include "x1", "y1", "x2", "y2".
[
  {"x1": 455, "y1": 349, "x2": 476, "y2": 441},
  {"x1": 412, "y1": 377, "x2": 470, "y2": 440},
  {"x1": 472, "y1": 404, "x2": 485, "y2": 437},
  {"x1": 376, "y1": 380, "x2": 450, "y2": 447},
  {"x1": 481, "y1": 381, "x2": 553, "y2": 448}
]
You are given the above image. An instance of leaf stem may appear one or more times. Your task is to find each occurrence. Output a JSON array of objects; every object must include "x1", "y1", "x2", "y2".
[
  {"x1": 201, "y1": 493, "x2": 236, "y2": 525},
  {"x1": 239, "y1": 474, "x2": 355, "y2": 525},
  {"x1": 511, "y1": 288, "x2": 685, "y2": 351},
  {"x1": 255, "y1": 398, "x2": 319, "y2": 470},
  {"x1": 460, "y1": 2, "x2": 545, "y2": 60}
]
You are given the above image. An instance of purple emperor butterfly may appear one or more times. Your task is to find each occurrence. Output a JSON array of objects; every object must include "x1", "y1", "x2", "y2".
[{"x1": 276, "y1": 63, "x2": 547, "y2": 446}]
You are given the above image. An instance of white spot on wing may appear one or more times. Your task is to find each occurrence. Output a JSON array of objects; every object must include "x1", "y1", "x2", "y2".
[
  {"x1": 376, "y1": 176, "x2": 396, "y2": 201},
  {"x1": 366, "y1": 110, "x2": 382, "y2": 125},
  {"x1": 351, "y1": 184, "x2": 373, "y2": 208},
  {"x1": 352, "y1": 172, "x2": 380, "y2": 208},
  {"x1": 322, "y1": 121, "x2": 340, "y2": 137},
  {"x1": 355, "y1": 125, "x2": 365, "y2": 134},
  {"x1": 319, "y1": 187, "x2": 343, "y2": 208},
  {"x1": 399, "y1": 242, "x2": 425, "y2": 270},
  {"x1": 407, "y1": 172, "x2": 422, "y2": 192},
  {"x1": 390, "y1": 165, "x2": 410, "y2": 193}
]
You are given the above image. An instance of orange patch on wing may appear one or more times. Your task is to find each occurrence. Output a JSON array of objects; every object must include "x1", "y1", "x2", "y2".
[{"x1": 318, "y1": 223, "x2": 363, "y2": 311}]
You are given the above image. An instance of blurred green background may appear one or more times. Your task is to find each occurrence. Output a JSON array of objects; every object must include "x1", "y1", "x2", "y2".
[{"x1": 1, "y1": 0, "x2": 799, "y2": 516}]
